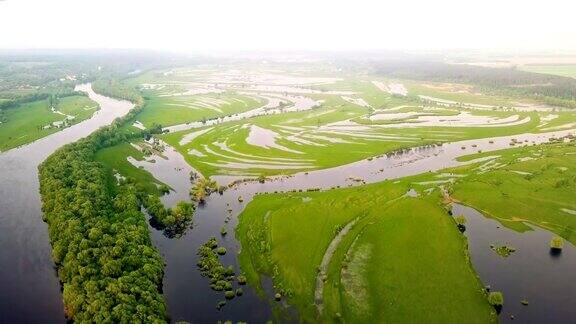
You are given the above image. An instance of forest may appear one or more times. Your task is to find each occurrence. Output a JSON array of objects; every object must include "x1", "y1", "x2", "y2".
[
  {"x1": 373, "y1": 60, "x2": 576, "y2": 108},
  {"x1": 37, "y1": 87, "x2": 192, "y2": 322}
]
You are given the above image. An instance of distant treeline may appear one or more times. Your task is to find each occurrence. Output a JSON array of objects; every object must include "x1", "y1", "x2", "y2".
[
  {"x1": 38, "y1": 98, "x2": 170, "y2": 321},
  {"x1": 374, "y1": 61, "x2": 576, "y2": 108},
  {"x1": 92, "y1": 78, "x2": 144, "y2": 106},
  {"x1": 0, "y1": 88, "x2": 86, "y2": 110}
]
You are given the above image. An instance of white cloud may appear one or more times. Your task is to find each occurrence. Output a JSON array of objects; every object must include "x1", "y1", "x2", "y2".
[{"x1": 0, "y1": 0, "x2": 575, "y2": 52}]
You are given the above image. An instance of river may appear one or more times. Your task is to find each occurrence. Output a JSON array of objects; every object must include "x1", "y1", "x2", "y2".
[{"x1": 0, "y1": 84, "x2": 133, "y2": 323}]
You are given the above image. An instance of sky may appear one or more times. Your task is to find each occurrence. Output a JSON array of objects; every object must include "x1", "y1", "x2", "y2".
[{"x1": 0, "y1": 0, "x2": 575, "y2": 53}]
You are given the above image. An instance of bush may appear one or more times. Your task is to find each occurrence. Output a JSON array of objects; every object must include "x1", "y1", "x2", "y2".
[
  {"x1": 454, "y1": 215, "x2": 467, "y2": 232},
  {"x1": 159, "y1": 184, "x2": 170, "y2": 195},
  {"x1": 550, "y1": 236, "x2": 564, "y2": 250},
  {"x1": 454, "y1": 215, "x2": 467, "y2": 225},
  {"x1": 237, "y1": 275, "x2": 247, "y2": 285},
  {"x1": 224, "y1": 290, "x2": 235, "y2": 300},
  {"x1": 488, "y1": 291, "x2": 504, "y2": 307}
]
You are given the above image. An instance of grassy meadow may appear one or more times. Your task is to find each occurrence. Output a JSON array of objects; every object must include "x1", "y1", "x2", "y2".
[
  {"x1": 0, "y1": 95, "x2": 98, "y2": 151},
  {"x1": 237, "y1": 180, "x2": 497, "y2": 323}
]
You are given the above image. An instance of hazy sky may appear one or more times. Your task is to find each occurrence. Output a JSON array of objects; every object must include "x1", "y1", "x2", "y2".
[{"x1": 1, "y1": 0, "x2": 575, "y2": 52}]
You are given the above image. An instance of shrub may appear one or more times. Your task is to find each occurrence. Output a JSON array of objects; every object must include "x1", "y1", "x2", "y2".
[
  {"x1": 454, "y1": 215, "x2": 467, "y2": 232},
  {"x1": 550, "y1": 236, "x2": 564, "y2": 250},
  {"x1": 237, "y1": 275, "x2": 247, "y2": 285},
  {"x1": 159, "y1": 184, "x2": 170, "y2": 195},
  {"x1": 488, "y1": 291, "x2": 504, "y2": 307},
  {"x1": 224, "y1": 290, "x2": 235, "y2": 300}
]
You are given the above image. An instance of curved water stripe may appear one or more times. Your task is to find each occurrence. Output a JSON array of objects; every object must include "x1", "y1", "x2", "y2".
[
  {"x1": 314, "y1": 218, "x2": 358, "y2": 314},
  {"x1": 163, "y1": 92, "x2": 320, "y2": 133},
  {"x1": 312, "y1": 190, "x2": 417, "y2": 314},
  {"x1": 0, "y1": 84, "x2": 134, "y2": 323}
]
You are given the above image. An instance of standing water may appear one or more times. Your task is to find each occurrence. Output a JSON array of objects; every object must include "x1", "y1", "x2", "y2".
[
  {"x1": 452, "y1": 204, "x2": 576, "y2": 323},
  {"x1": 141, "y1": 128, "x2": 575, "y2": 322}
]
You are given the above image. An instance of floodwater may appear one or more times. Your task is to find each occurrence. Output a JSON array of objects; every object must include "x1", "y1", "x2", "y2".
[
  {"x1": 0, "y1": 84, "x2": 133, "y2": 323},
  {"x1": 452, "y1": 204, "x2": 576, "y2": 323},
  {"x1": 140, "y1": 127, "x2": 575, "y2": 322},
  {"x1": 164, "y1": 92, "x2": 319, "y2": 133},
  {"x1": 0, "y1": 81, "x2": 574, "y2": 322}
]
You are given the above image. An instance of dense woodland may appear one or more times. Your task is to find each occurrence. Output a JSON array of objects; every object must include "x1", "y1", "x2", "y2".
[
  {"x1": 38, "y1": 85, "x2": 193, "y2": 322},
  {"x1": 92, "y1": 78, "x2": 145, "y2": 106},
  {"x1": 373, "y1": 60, "x2": 576, "y2": 108}
]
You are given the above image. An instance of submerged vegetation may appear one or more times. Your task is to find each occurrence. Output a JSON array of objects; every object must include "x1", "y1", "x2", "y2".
[
  {"x1": 145, "y1": 195, "x2": 195, "y2": 238},
  {"x1": 490, "y1": 245, "x2": 516, "y2": 258},
  {"x1": 197, "y1": 238, "x2": 242, "y2": 308},
  {"x1": 190, "y1": 177, "x2": 218, "y2": 203}
]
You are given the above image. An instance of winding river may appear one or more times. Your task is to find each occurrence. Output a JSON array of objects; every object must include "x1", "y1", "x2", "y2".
[
  {"x1": 0, "y1": 84, "x2": 133, "y2": 323},
  {"x1": 0, "y1": 83, "x2": 574, "y2": 323}
]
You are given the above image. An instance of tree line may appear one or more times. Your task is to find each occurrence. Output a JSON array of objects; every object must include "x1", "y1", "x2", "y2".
[
  {"x1": 38, "y1": 88, "x2": 178, "y2": 322},
  {"x1": 373, "y1": 61, "x2": 576, "y2": 108}
]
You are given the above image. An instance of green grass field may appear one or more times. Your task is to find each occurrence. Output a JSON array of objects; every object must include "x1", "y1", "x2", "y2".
[
  {"x1": 163, "y1": 102, "x2": 547, "y2": 178},
  {"x1": 135, "y1": 67, "x2": 576, "y2": 178},
  {"x1": 0, "y1": 95, "x2": 98, "y2": 151},
  {"x1": 94, "y1": 142, "x2": 165, "y2": 195},
  {"x1": 236, "y1": 138, "x2": 576, "y2": 322},
  {"x1": 450, "y1": 141, "x2": 576, "y2": 244},
  {"x1": 519, "y1": 65, "x2": 576, "y2": 79},
  {"x1": 137, "y1": 92, "x2": 263, "y2": 128},
  {"x1": 237, "y1": 180, "x2": 497, "y2": 323}
]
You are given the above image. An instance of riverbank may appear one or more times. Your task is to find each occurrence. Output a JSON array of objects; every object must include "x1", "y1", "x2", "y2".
[{"x1": 0, "y1": 84, "x2": 133, "y2": 323}]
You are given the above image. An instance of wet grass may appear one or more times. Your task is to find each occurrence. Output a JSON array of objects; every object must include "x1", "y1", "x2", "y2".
[
  {"x1": 163, "y1": 103, "x2": 544, "y2": 178},
  {"x1": 235, "y1": 137, "x2": 576, "y2": 322},
  {"x1": 94, "y1": 142, "x2": 165, "y2": 195},
  {"x1": 450, "y1": 140, "x2": 576, "y2": 244},
  {"x1": 137, "y1": 92, "x2": 262, "y2": 128},
  {"x1": 236, "y1": 181, "x2": 497, "y2": 323},
  {"x1": 0, "y1": 95, "x2": 98, "y2": 152}
]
